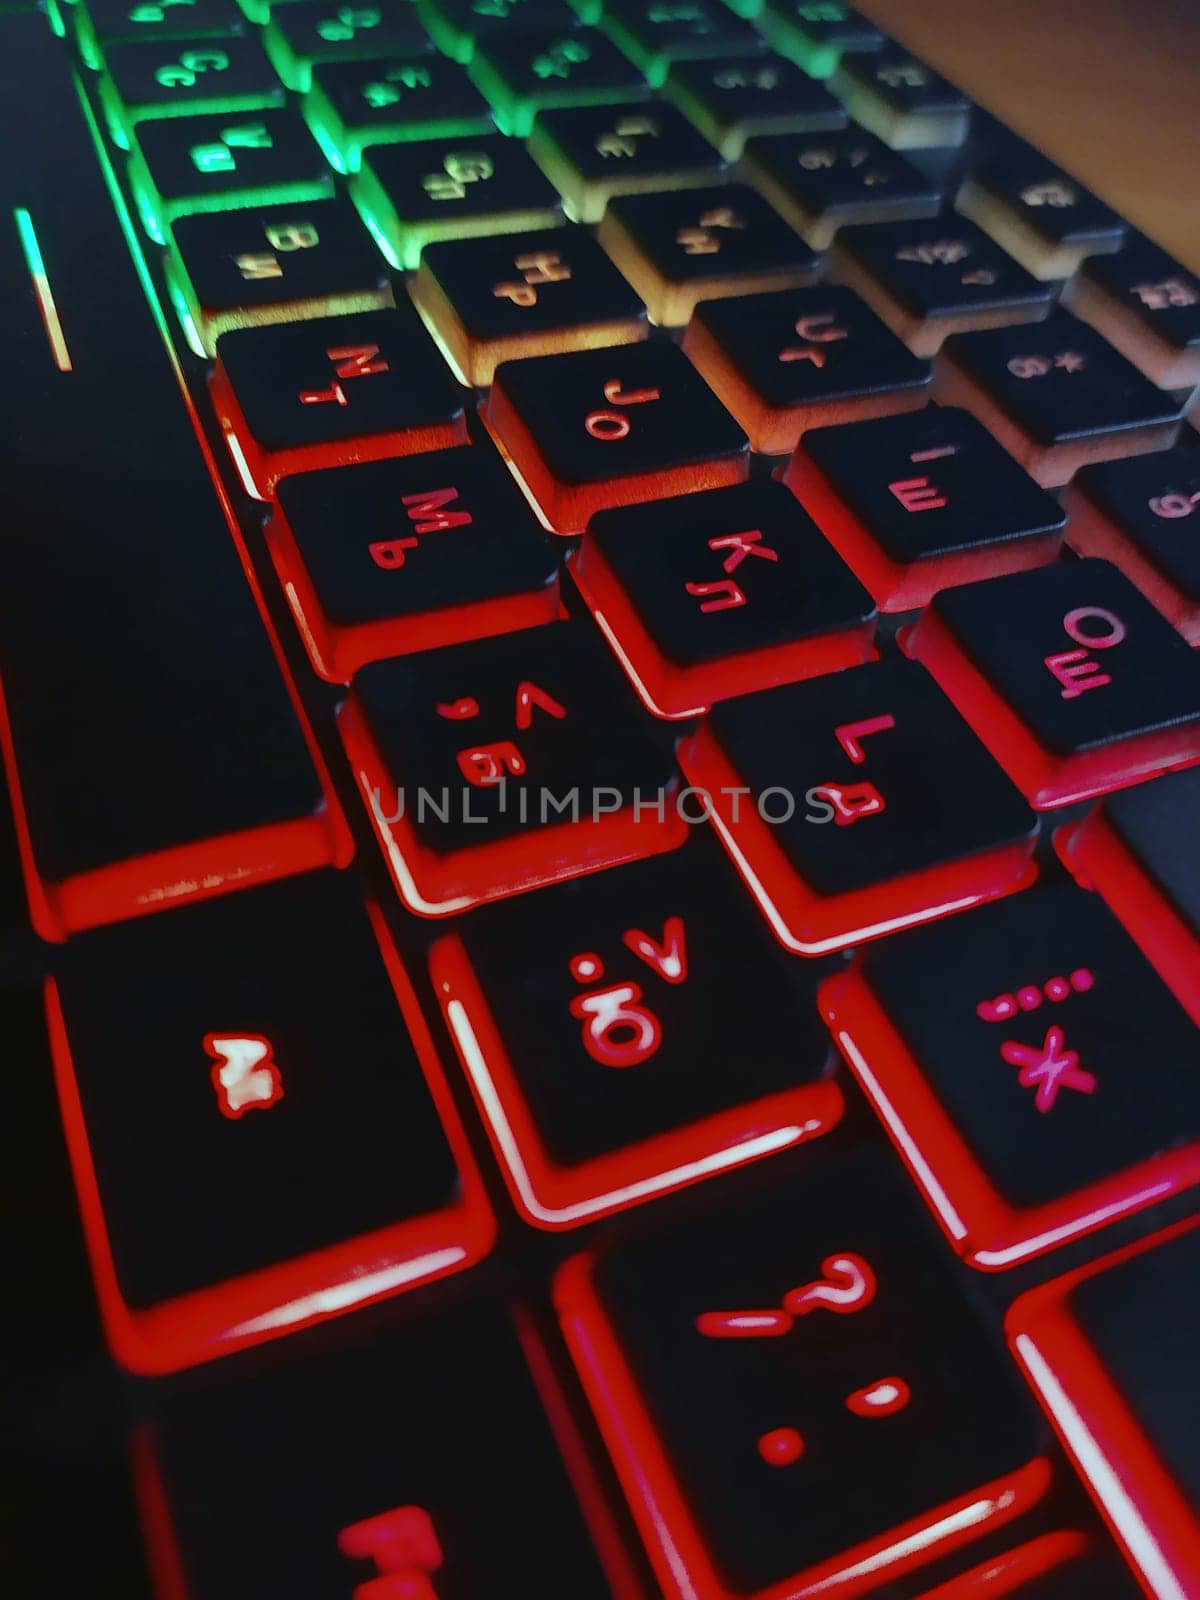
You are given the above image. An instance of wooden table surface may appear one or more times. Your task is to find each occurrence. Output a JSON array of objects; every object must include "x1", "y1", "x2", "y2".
[{"x1": 860, "y1": 0, "x2": 1200, "y2": 269}]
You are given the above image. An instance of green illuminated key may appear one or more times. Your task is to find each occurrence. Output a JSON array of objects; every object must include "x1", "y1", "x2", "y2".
[
  {"x1": 352, "y1": 132, "x2": 562, "y2": 269},
  {"x1": 128, "y1": 105, "x2": 333, "y2": 242},
  {"x1": 415, "y1": 0, "x2": 578, "y2": 64},
  {"x1": 468, "y1": 28, "x2": 646, "y2": 137},
  {"x1": 99, "y1": 33, "x2": 283, "y2": 148},
  {"x1": 262, "y1": 0, "x2": 429, "y2": 92},
  {"x1": 758, "y1": 0, "x2": 883, "y2": 76},
  {"x1": 74, "y1": 0, "x2": 245, "y2": 72},
  {"x1": 600, "y1": 0, "x2": 764, "y2": 90},
  {"x1": 306, "y1": 53, "x2": 491, "y2": 171}
]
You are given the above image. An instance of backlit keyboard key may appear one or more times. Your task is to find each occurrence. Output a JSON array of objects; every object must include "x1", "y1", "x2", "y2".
[
  {"x1": 837, "y1": 46, "x2": 971, "y2": 151},
  {"x1": 1064, "y1": 446, "x2": 1200, "y2": 640},
  {"x1": 139, "y1": 1304, "x2": 622, "y2": 1599},
  {"x1": 822, "y1": 880, "x2": 1200, "y2": 1270},
  {"x1": 339, "y1": 619, "x2": 687, "y2": 914},
  {"x1": 485, "y1": 338, "x2": 748, "y2": 532},
  {"x1": 1056, "y1": 767, "x2": 1200, "y2": 1027},
  {"x1": 758, "y1": 0, "x2": 884, "y2": 77},
  {"x1": 664, "y1": 52, "x2": 847, "y2": 160},
  {"x1": 429, "y1": 838, "x2": 843, "y2": 1227},
  {"x1": 784, "y1": 406, "x2": 1066, "y2": 611},
  {"x1": 469, "y1": 28, "x2": 648, "y2": 137},
  {"x1": 211, "y1": 304, "x2": 469, "y2": 497},
  {"x1": 47, "y1": 869, "x2": 494, "y2": 1372},
  {"x1": 1008, "y1": 1218, "x2": 1200, "y2": 1600},
  {"x1": 572, "y1": 478, "x2": 876, "y2": 716},
  {"x1": 742, "y1": 127, "x2": 941, "y2": 249},
  {"x1": 913, "y1": 1531, "x2": 1143, "y2": 1598},
  {"x1": 269, "y1": 439, "x2": 560, "y2": 680},
  {"x1": 600, "y1": 0, "x2": 764, "y2": 88},
  {"x1": 99, "y1": 34, "x2": 282, "y2": 149},
  {"x1": 956, "y1": 158, "x2": 1127, "y2": 282},
  {"x1": 75, "y1": 0, "x2": 246, "y2": 70},
  {"x1": 679, "y1": 657, "x2": 1037, "y2": 955},
  {"x1": 352, "y1": 132, "x2": 562, "y2": 270},
  {"x1": 1064, "y1": 235, "x2": 1200, "y2": 390},
  {"x1": 529, "y1": 102, "x2": 725, "y2": 224},
  {"x1": 129, "y1": 106, "x2": 334, "y2": 244},
  {"x1": 683, "y1": 283, "x2": 931, "y2": 455},
  {"x1": 556, "y1": 1143, "x2": 1051, "y2": 1600},
  {"x1": 417, "y1": 0, "x2": 579, "y2": 62},
  {"x1": 905, "y1": 559, "x2": 1200, "y2": 808},
  {"x1": 305, "y1": 54, "x2": 492, "y2": 173},
  {"x1": 597, "y1": 183, "x2": 820, "y2": 328},
  {"x1": 412, "y1": 223, "x2": 647, "y2": 385},
  {"x1": 827, "y1": 215, "x2": 1054, "y2": 357},
  {"x1": 262, "y1": 0, "x2": 430, "y2": 92},
  {"x1": 167, "y1": 195, "x2": 391, "y2": 355},
  {"x1": 934, "y1": 310, "x2": 1184, "y2": 487}
]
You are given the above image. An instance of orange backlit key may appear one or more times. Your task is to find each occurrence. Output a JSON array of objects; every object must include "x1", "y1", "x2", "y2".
[{"x1": 485, "y1": 339, "x2": 748, "y2": 533}]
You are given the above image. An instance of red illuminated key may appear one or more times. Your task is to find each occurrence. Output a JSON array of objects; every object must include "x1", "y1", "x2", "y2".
[
  {"x1": 784, "y1": 406, "x2": 1066, "y2": 612},
  {"x1": 46, "y1": 869, "x2": 494, "y2": 1373},
  {"x1": 339, "y1": 618, "x2": 687, "y2": 915},
  {"x1": 555, "y1": 1142, "x2": 1052, "y2": 1600},
  {"x1": 1007, "y1": 1217, "x2": 1200, "y2": 1599},
  {"x1": 211, "y1": 305, "x2": 469, "y2": 497},
  {"x1": 912, "y1": 1530, "x2": 1142, "y2": 1597},
  {"x1": 430, "y1": 837, "x2": 843, "y2": 1228},
  {"x1": 572, "y1": 478, "x2": 876, "y2": 718},
  {"x1": 1056, "y1": 766, "x2": 1200, "y2": 1028},
  {"x1": 905, "y1": 559, "x2": 1200, "y2": 808},
  {"x1": 485, "y1": 339, "x2": 748, "y2": 534},
  {"x1": 820, "y1": 880, "x2": 1200, "y2": 1270},
  {"x1": 268, "y1": 438, "x2": 561, "y2": 681},
  {"x1": 678, "y1": 657, "x2": 1037, "y2": 955}
]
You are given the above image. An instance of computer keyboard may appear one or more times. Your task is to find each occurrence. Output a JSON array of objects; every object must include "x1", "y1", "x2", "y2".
[{"x1": 2, "y1": 1, "x2": 1199, "y2": 1596}]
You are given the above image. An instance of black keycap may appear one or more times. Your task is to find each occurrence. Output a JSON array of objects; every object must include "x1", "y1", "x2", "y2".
[
  {"x1": 1065, "y1": 234, "x2": 1200, "y2": 389},
  {"x1": 758, "y1": 0, "x2": 884, "y2": 78},
  {"x1": 838, "y1": 45, "x2": 971, "y2": 150},
  {"x1": 49, "y1": 870, "x2": 493, "y2": 1371},
  {"x1": 956, "y1": 156, "x2": 1127, "y2": 281},
  {"x1": 528, "y1": 102, "x2": 725, "y2": 224},
  {"x1": 824, "y1": 881, "x2": 1200, "y2": 1271},
  {"x1": 785, "y1": 405, "x2": 1066, "y2": 610},
  {"x1": 429, "y1": 837, "x2": 842, "y2": 1226},
  {"x1": 168, "y1": 195, "x2": 392, "y2": 354},
  {"x1": 597, "y1": 182, "x2": 820, "y2": 327},
  {"x1": 935, "y1": 309, "x2": 1185, "y2": 487},
  {"x1": 129, "y1": 106, "x2": 334, "y2": 244},
  {"x1": 417, "y1": 0, "x2": 580, "y2": 62},
  {"x1": 665, "y1": 51, "x2": 847, "y2": 159},
  {"x1": 1057, "y1": 766, "x2": 1200, "y2": 1028},
  {"x1": 486, "y1": 337, "x2": 748, "y2": 531},
  {"x1": 412, "y1": 223, "x2": 647, "y2": 384},
  {"x1": 600, "y1": 0, "x2": 764, "y2": 88},
  {"x1": 340, "y1": 618, "x2": 686, "y2": 913},
  {"x1": 828, "y1": 214, "x2": 1054, "y2": 355},
  {"x1": 573, "y1": 477, "x2": 876, "y2": 716},
  {"x1": 558, "y1": 1143, "x2": 1050, "y2": 1600},
  {"x1": 742, "y1": 126, "x2": 941, "y2": 248},
  {"x1": 140, "y1": 1304, "x2": 616, "y2": 1599},
  {"x1": 306, "y1": 54, "x2": 493, "y2": 175},
  {"x1": 906, "y1": 558, "x2": 1200, "y2": 807},
  {"x1": 99, "y1": 34, "x2": 282, "y2": 146},
  {"x1": 263, "y1": 0, "x2": 430, "y2": 92},
  {"x1": 77, "y1": 0, "x2": 246, "y2": 61},
  {"x1": 0, "y1": 12, "x2": 347, "y2": 940},
  {"x1": 1010, "y1": 1220, "x2": 1200, "y2": 1600},
  {"x1": 678, "y1": 656, "x2": 1037, "y2": 955},
  {"x1": 469, "y1": 28, "x2": 649, "y2": 137},
  {"x1": 352, "y1": 132, "x2": 562, "y2": 270},
  {"x1": 270, "y1": 438, "x2": 560, "y2": 679},
  {"x1": 211, "y1": 304, "x2": 469, "y2": 495},
  {"x1": 682, "y1": 283, "x2": 931, "y2": 455},
  {"x1": 911, "y1": 1533, "x2": 1144, "y2": 1598},
  {"x1": 1066, "y1": 445, "x2": 1200, "y2": 641}
]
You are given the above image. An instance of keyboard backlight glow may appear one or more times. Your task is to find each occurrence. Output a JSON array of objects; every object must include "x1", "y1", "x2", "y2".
[{"x1": 15, "y1": 206, "x2": 72, "y2": 372}]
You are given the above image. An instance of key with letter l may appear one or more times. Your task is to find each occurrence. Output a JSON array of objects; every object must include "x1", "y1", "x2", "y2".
[{"x1": 0, "y1": 12, "x2": 350, "y2": 941}]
